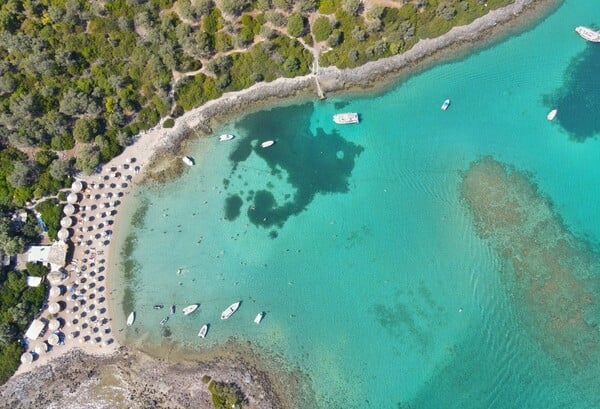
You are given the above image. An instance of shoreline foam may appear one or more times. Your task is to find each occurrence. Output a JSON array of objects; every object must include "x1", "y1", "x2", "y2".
[{"x1": 2, "y1": 0, "x2": 561, "y2": 406}]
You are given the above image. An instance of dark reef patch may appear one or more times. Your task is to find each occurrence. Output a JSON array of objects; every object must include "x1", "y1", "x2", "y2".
[
  {"x1": 224, "y1": 195, "x2": 243, "y2": 221},
  {"x1": 227, "y1": 103, "x2": 364, "y2": 231},
  {"x1": 546, "y1": 44, "x2": 600, "y2": 141}
]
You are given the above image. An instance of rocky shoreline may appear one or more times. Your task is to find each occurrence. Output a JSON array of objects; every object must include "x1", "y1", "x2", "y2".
[{"x1": 0, "y1": 341, "x2": 314, "y2": 409}]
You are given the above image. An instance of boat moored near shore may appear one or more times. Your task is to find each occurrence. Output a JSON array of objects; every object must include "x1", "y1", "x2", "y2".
[
  {"x1": 260, "y1": 140, "x2": 275, "y2": 148},
  {"x1": 333, "y1": 112, "x2": 359, "y2": 124},
  {"x1": 126, "y1": 312, "x2": 135, "y2": 326},
  {"x1": 182, "y1": 304, "x2": 199, "y2": 315},
  {"x1": 547, "y1": 109, "x2": 558, "y2": 121},
  {"x1": 219, "y1": 134, "x2": 235, "y2": 141},
  {"x1": 254, "y1": 312, "x2": 265, "y2": 324},
  {"x1": 221, "y1": 301, "x2": 241, "y2": 320},
  {"x1": 575, "y1": 26, "x2": 600, "y2": 42},
  {"x1": 182, "y1": 156, "x2": 194, "y2": 166},
  {"x1": 441, "y1": 99, "x2": 451, "y2": 111},
  {"x1": 198, "y1": 324, "x2": 209, "y2": 338}
]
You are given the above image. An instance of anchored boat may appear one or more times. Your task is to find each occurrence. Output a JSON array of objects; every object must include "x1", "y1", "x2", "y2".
[
  {"x1": 333, "y1": 112, "x2": 359, "y2": 124},
  {"x1": 254, "y1": 312, "x2": 265, "y2": 324},
  {"x1": 260, "y1": 140, "x2": 275, "y2": 148},
  {"x1": 575, "y1": 26, "x2": 600, "y2": 42},
  {"x1": 441, "y1": 99, "x2": 451, "y2": 111},
  {"x1": 182, "y1": 304, "x2": 199, "y2": 315},
  {"x1": 126, "y1": 312, "x2": 135, "y2": 326},
  {"x1": 198, "y1": 324, "x2": 209, "y2": 338},
  {"x1": 219, "y1": 134, "x2": 235, "y2": 141},
  {"x1": 221, "y1": 301, "x2": 241, "y2": 320},
  {"x1": 182, "y1": 156, "x2": 194, "y2": 166}
]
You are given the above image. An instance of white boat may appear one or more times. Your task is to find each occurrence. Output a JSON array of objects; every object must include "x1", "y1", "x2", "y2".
[
  {"x1": 198, "y1": 324, "x2": 209, "y2": 338},
  {"x1": 160, "y1": 316, "x2": 169, "y2": 326},
  {"x1": 254, "y1": 312, "x2": 265, "y2": 324},
  {"x1": 547, "y1": 109, "x2": 558, "y2": 121},
  {"x1": 221, "y1": 301, "x2": 241, "y2": 320},
  {"x1": 182, "y1": 304, "x2": 199, "y2": 315},
  {"x1": 575, "y1": 26, "x2": 600, "y2": 42},
  {"x1": 126, "y1": 312, "x2": 135, "y2": 326},
  {"x1": 333, "y1": 112, "x2": 359, "y2": 124},
  {"x1": 441, "y1": 99, "x2": 451, "y2": 111},
  {"x1": 260, "y1": 140, "x2": 275, "y2": 148},
  {"x1": 182, "y1": 156, "x2": 194, "y2": 166},
  {"x1": 219, "y1": 134, "x2": 235, "y2": 141},
  {"x1": 170, "y1": 305, "x2": 176, "y2": 314}
]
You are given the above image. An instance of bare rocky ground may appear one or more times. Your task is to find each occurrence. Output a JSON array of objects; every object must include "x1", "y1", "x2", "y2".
[{"x1": 0, "y1": 343, "x2": 313, "y2": 409}]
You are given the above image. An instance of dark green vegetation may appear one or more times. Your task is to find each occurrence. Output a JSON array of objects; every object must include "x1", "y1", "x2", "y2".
[
  {"x1": 0, "y1": 262, "x2": 47, "y2": 384},
  {"x1": 207, "y1": 380, "x2": 247, "y2": 409},
  {"x1": 318, "y1": 0, "x2": 515, "y2": 68}
]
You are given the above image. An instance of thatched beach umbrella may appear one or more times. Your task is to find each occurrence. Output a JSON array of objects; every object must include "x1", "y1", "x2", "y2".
[
  {"x1": 60, "y1": 216, "x2": 73, "y2": 228},
  {"x1": 67, "y1": 193, "x2": 79, "y2": 204},
  {"x1": 34, "y1": 343, "x2": 48, "y2": 355},
  {"x1": 57, "y1": 228, "x2": 70, "y2": 242},
  {"x1": 63, "y1": 203, "x2": 76, "y2": 215},
  {"x1": 48, "y1": 302, "x2": 61, "y2": 314},
  {"x1": 47, "y1": 333, "x2": 60, "y2": 346},
  {"x1": 49, "y1": 319, "x2": 61, "y2": 331},
  {"x1": 47, "y1": 271, "x2": 65, "y2": 285},
  {"x1": 49, "y1": 286, "x2": 62, "y2": 298},
  {"x1": 20, "y1": 352, "x2": 33, "y2": 364},
  {"x1": 71, "y1": 180, "x2": 84, "y2": 193}
]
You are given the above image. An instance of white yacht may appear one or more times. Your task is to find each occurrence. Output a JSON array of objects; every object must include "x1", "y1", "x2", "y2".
[
  {"x1": 254, "y1": 312, "x2": 265, "y2": 324},
  {"x1": 198, "y1": 324, "x2": 209, "y2": 338},
  {"x1": 219, "y1": 134, "x2": 235, "y2": 141},
  {"x1": 575, "y1": 26, "x2": 600, "y2": 42},
  {"x1": 182, "y1": 304, "x2": 199, "y2": 315},
  {"x1": 547, "y1": 109, "x2": 558, "y2": 121},
  {"x1": 182, "y1": 156, "x2": 194, "y2": 166},
  {"x1": 333, "y1": 112, "x2": 359, "y2": 124},
  {"x1": 260, "y1": 140, "x2": 275, "y2": 148},
  {"x1": 221, "y1": 301, "x2": 241, "y2": 320},
  {"x1": 126, "y1": 312, "x2": 135, "y2": 326}
]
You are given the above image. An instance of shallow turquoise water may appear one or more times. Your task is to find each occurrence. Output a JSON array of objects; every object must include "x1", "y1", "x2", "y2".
[{"x1": 114, "y1": 2, "x2": 600, "y2": 408}]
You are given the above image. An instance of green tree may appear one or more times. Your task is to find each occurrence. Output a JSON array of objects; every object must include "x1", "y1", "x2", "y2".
[
  {"x1": 286, "y1": 13, "x2": 305, "y2": 37},
  {"x1": 0, "y1": 323, "x2": 17, "y2": 347},
  {"x1": 73, "y1": 118, "x2": 100, "y2": 143},
  {"x1": 312, "y1": 16, "x2": 332, "y2": 41},
  {"x1": 75, "y1": 144, "x2": 101, "y2": 175}
]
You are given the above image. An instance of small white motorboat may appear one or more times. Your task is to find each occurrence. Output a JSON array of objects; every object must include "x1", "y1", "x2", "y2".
[
  {"x1": 441, "y1": 99, "x2": 451, "y2": 111},
  {"x1": 126, "y1": 312, "x2": 135, "y2": 326},
  {"x1": 254, "y1": 312, "x2": 265, "y2": 324},
  {"x1": 160, "y1": 316, "x2": 169, "y2": 326},
  {"x1": 182, "y1": 304, "x2": 199, "y2": 316},
  {"x1": 547, "y1": 109, "x2": 558, "y2": 121},
  {"x1": 333, "y1": 112, "x2": 359, "y2": 124},
  {"x1": 575, "y1": 26, "x2": 600, "y2": 42},
  {"x1": 221, "y1": 301, "x2": 241, "y2": 320},
  {"x1": 198, "y1": 324, "x2": 209, "y2": 338},
  {"x1": 260, "y1": 140, "x2": 275, "y2": 148},
  {"x1": 182, "y1": 156, "x2": 194, "y2": 166},
  {"x1": 219, "y1": 134, "x2": 235, "y2": 141}
]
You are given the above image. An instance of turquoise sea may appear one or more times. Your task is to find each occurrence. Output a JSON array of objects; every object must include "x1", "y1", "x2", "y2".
[{"x1": 113, "y1": 2, "x2": 600, "y2": 408}]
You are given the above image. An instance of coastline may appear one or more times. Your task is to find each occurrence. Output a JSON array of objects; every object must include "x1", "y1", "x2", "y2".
[{"x1": 1, "y1": 0, "x2": 562, "y2": 407}]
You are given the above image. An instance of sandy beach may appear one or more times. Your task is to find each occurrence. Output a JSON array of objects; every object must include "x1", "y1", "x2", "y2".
[{"x1": 0, "y1": 0, "x2": 560, "y2": 407}]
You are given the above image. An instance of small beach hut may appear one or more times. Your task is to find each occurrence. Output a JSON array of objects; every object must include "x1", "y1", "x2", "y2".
[
  {"x1": 63, "y1": 203, "x2": 76, "y2": 215},
  {"x1": 67, "y1": 193, "x2": 79, "y2": 204},
  {"x1": 60, "y1": 216, "x2": 73, "y2": 228},
  {"x1": 47, "y1": 333, "x2": 60, "y2": 346},
  {"x1": 20, "y1": 352, "x2": 34, "y2": 364},
  {"x1": 48, "y1": 302, "x2": 61, "y2": 314},
  {"x1": 57, "y1": 228, "x2": 70, "y2": 242},
  {"x1": 71, "y1": 180, "x2": 84, "y2": 193}
]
